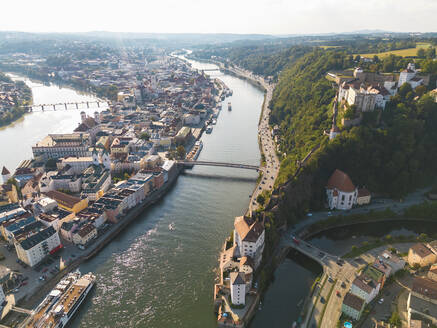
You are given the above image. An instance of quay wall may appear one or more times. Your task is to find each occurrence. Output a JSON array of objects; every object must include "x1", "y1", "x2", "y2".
[{"x1": 19, "y1": 167, "x2": 181, "y2": 309}]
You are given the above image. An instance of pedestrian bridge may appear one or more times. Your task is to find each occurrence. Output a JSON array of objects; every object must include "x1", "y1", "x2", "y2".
[{"x1": 177, "y1": 160, "x2": 259, "y2": 171}]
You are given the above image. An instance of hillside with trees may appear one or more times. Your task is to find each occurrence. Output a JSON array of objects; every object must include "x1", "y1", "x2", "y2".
[{"x1": 267, "y1": 49, "x2": 437, "y2": 226}]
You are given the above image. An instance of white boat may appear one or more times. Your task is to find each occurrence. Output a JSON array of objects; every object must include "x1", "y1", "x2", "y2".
[
  {"x1": 206, "y1": 125, "x2": 213, "y2": 134},
  {"x1": 212, "y1": 119, "x2": 217, "y2": 125},
  {"x1": 26, "y1": 271, "x2": 96, "y2": 328}
]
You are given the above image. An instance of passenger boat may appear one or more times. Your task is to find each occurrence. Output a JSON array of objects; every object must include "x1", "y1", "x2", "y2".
[
  {"x1": 187, "y1": 140, "x2": 203, "y2": 160},
  {"x1": 26, "y1": 271, "x2": 96, "y2": 328}
]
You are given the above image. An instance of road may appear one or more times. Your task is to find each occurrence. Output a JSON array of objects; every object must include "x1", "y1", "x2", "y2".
[
  {"x1": 283, "y1": 235, "x2": 358, "y2": 328},
  {"x1": 234, "y1": 74, "x2": 279, "y2": 213}
]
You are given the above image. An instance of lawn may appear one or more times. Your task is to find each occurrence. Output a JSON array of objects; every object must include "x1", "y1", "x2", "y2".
[{"x1": 358, "y1": 42, "x2": 432, "y2": 58}]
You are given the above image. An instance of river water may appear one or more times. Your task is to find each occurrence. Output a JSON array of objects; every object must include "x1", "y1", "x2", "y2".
[
  {"x1": 67, "y1": 59, "x2": 263, "y2": 328},
  {"x1": 3, "y1": 62, "x2": 433, "y2": 328},
  {"x1": 0, "y1": 74, "x2": 108, "y2": 172}
]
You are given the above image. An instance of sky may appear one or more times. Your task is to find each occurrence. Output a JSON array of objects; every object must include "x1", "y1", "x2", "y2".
[{"x1": 1, "y1": 0, "x2": 436, "y2": 35}]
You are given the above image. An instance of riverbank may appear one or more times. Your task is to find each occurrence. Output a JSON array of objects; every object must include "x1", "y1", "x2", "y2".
[
  {"x1": 0, "y1": 72, "x2": 32, "y2": 128},
  {"x1": 20, "y1": 165, "x2": 181, "y2": 310}
]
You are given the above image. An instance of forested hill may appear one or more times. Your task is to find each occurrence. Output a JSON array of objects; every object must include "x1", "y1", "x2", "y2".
[
  {"x1": 268, "y1": 49, "x2": 437, "y2": 224},
  {"x1": 192, "y1": 45, "x2": 312, "y2": 78}
]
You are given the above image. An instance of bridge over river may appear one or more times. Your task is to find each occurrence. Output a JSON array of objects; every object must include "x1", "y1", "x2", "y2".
[
  {"x1": 177, "y1": 160, "x2": 259, "y2": 171},
  {"x1": 283, "y1": 235, "x2": 357, "y2": 328},
  {"x1": 24, "y1": 100, "x2": 108, "y2": 112}
]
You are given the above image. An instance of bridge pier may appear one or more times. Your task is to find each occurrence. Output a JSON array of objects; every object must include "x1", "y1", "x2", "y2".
[
  {"x1": 76, "y1": 103, "x2": 78, "y2": 109},
  {"x1": 41, "y1": 105, "x2": 44, "y2": 111},
  {"x1": 53, "y1": 104, "x2": 56, "y2": 110},
  {"x1": 97, "y1": 102, "x2": 100, "y2": 108},
  {"x1": 86, "y1": 102, "x2": 89, "y2": 108},
  {"x1": 65, "y1": 103, "x2": 67, "y2": 109}
]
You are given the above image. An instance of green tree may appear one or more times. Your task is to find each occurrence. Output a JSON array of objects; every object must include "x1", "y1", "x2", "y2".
[
  {"x1": 398, "y1": 82, "x2": 413, "y2": 97},
  {"x1": 425, "y1": 47, "x2": 436, "y2": 59},
  {"x1": 417, "y1": 48, "x2": 426, "y2": 58},
  {"x1": 389, "y1": 311, "x2": 401, "y2": 326},
  {"x1": 139, "y1": 132, "x2": 150, "y2": 141},
  {"x1": 176, "y1": 145, "x2": 186, "y2": 159},
  {"x1": 257, "y1": 194, "x2": 266, "y2": 206},
  {"x1": 415, "y1": 85, "x2": 427, "y2": 97}
]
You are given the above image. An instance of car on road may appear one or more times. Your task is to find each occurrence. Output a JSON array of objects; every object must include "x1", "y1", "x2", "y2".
[
  {"x1": 341, "y1": 282, "x2": 346, "y2": 288},
  {"x1": 378, "y1": 298, "x2": 384, "y2": 304},
  {"x1": 319, "y1": 252, "x2": 325, "y2": 257},
  {"x1": 328, "y1": 277, "x2": 334, "y2": 283},
  {"x1": 320, "y1": 296, "x2": 325, "y2": 304},
  {"x1": 336, "y1": 291, "x2": 341, "y2": 297}
]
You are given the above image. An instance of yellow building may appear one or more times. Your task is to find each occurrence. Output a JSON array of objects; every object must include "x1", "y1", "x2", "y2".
[
  {"x1": 44, "y1": 190, "x2": 88, "y2": 214},
  {"x1": 408, "y1": 243, "x2": 437, "y2": 267}
]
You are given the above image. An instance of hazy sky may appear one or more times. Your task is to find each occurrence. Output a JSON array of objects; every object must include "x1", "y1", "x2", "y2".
[{"x1": 1, "y1": 0, "x2": 436, "y2": 35}]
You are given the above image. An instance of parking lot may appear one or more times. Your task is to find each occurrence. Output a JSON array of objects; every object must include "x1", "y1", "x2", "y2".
[{"x1": 0, "y1": 239, "x2": 82, "y2": 303}]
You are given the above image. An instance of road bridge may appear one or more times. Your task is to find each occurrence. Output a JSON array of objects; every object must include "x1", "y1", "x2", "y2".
[{"x1": 177, "y1": 160, "x2": 259, "y2": 171}]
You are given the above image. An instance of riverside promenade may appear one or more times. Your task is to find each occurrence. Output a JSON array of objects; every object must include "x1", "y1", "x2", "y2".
[{"x1": 19, "y1": 167, "x2": 181, "y2": 309}]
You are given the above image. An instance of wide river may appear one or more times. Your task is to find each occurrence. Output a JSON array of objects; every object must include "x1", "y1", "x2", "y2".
[
  {"x1": 0, "y1": 61, "x2": 268, "y2": 327},
  {"x1": 0, "y1": 74, "x2": 108, "y2": 172},
  {"x1": 3, "y1": 63, "x2": 433, "y2": 328}
]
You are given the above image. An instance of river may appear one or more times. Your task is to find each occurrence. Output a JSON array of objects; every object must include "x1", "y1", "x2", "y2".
[
  {"x1": 63, "y1": 59, "x2": 263, "y2": 327},
  {"x1": 2, "y1": 60, "x2": 430, "y2": 328},
  {"x1": 0, "y1": 74, "x2": 108, "y2": 172}
]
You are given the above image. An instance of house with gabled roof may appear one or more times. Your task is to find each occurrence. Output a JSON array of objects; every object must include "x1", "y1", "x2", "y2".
[{"x1": 233, "y1": 216, "x2": 265, "y2": 268}]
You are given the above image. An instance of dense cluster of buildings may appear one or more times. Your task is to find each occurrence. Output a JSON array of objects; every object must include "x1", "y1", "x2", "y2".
[
  {"x1": 215, "y1": 215, "x2": 265, "y2": 326},
  {"x1": 0, "y1": 75, "x2": 31, "y2": 117},
  {"x1": 404, "y1": 242, "x2": 437, "y2": 327},
  {"x1": 0, "y1": 54, "x2": 223, "y2": 313},
  {"x1": 342, "y1": 249, "x2": 405, "y2": 321},
  {"x1": 327, "y1": 63, "x2": 431, "y2": 137}
]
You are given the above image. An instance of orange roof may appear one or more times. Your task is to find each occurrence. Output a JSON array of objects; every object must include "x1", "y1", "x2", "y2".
[
  {"x1": 326, "y1": 169, "x2": 356, "y2": 192},
  {"x1": 234, "y1": 216, "x2": 264, "y2": 243}
]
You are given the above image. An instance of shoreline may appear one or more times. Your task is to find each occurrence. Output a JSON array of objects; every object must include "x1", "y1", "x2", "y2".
[
  {"x1": 20, "y1": 166, "x2": 182, "y2": 309},
  {"x1": 13, "y1": 57, "x2": 224, "y2": 312}
]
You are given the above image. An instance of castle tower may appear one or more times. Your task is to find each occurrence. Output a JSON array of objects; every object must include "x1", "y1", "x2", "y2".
[
  {"x1": 101, "y1": 150, "x2": 111, "y2": 170},
  {"x1": 1, "y1": 166, "x2": 10, "y2": 184},
  {"x1": 92, "y1": 148, "x2": 99, "y2": 166},
  {"x1": 329, "y1": 124, "x2": 340, "y2": 140}
]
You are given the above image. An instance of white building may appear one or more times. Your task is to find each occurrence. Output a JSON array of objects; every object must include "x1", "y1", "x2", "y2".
[
  {"x1": 342, "y1": 292, "x2": 365, "y2": 320},
  {"x1": 1, "y1": 167, "x2": 10, "y2": 184},
  {"x1": 37, "y1": 197, "x2": 58, "y2": 213},
  {"x1": 234, "y1": 216, "x2": 265, "y2": 268},
  {"x1": 350, "y1": 275, "x2": 380, "y2": 304},
  {"x1": 230, "y1": 272, "x2": 246, "y2": 306},
  {"x1": 399, "y1": 63, "x2": 423, "y2": 89},
  {"x1": 14, "y1": 226, "x2": 61, "y2": 267},
  {"x1": 326, "y1": 169, "x2": 358, "y2": 210}
]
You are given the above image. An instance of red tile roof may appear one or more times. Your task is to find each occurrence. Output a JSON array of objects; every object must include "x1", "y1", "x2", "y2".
[{"x1": 326, "y1": 169, "x2": 356, "y2": 192}]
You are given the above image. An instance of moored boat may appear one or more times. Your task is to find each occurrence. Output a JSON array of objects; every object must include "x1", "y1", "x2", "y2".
[{"x1": 26, "y1": 271, "x2": 96, "y2": 328}]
